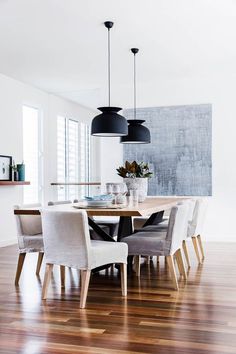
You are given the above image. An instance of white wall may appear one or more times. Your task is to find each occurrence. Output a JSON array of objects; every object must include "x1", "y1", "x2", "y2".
[
  {"x1": 0, "y1": 73, "x2": 99, "y2": 247},
  {"x1": 101, "y1": 76, "x2": 236, "y2": 242}
]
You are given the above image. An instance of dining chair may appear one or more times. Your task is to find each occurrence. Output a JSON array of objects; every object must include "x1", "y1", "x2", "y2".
[
  {"x1": 132, "y1": 200, "x2": 197, "y2": 268},
  {"x1": 48, "y1": 200, "x2": 110, "y2": 240},
  {"x1": 187, "y1": 199, "x2": 208, "y2": 264},
  {"x1": 120, "y1": 202, "x2": 190, "y2": 290},
  {"x1": 14, "y1": 203, "x2": 44, "y2": 285},
  {"x1": 41, "y1": 209, "x2": 128, "y2": 308}
]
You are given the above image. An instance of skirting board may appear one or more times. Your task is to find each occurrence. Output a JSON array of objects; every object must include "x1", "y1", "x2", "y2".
[{"x1": 0, "y1": 238, "x2": 17, "y2": 248}]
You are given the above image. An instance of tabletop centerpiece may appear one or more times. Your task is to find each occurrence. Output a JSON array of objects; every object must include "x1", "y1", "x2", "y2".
[{"x1": 117, "y1": 161, "x2": 153, "y2": 202}]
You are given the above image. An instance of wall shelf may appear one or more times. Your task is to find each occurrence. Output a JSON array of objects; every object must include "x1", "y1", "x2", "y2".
[
  {"x1": 0, "y1": 181, "x2": 30, "y2": 186},
  {"x1": 51, "y1": 182, "x2": 101, "y2": 186}
]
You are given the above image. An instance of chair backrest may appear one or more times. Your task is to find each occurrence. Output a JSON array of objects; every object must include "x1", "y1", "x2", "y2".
[
  {"x1": 41, "y1": 209, "x2": 91, "y2": 269},
  {"x1": 14, "y1": 203, "x2": 42, "y2": 236},
  {"x1": 187, "y1": 199, "x2": 196, "y2": 223},
  {"x1": 167, "y1": 202, "x2": 190, "y2": 255},
  {"x1": 191, "y1": 198, "x2": 208, "y2": 236},
  {"x1": 48, "y1": 200, "x2": 72, "y2": 206}
]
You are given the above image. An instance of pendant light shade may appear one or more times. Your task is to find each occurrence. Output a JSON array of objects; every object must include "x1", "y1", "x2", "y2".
[
  {"x1": 121, "y1": 48, "x2": 151, "y2": 144},
  {"x1": 91, "y1": 107, "x2": 128, "y2": 136},
  {"x1": 121, "y1": 119, "x2": 151, "y2": 143},
  {"x1": 91, "y1": 21, "x2": 128, "y2": 137}
]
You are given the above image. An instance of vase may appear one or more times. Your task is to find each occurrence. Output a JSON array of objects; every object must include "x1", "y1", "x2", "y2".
[
  {"x1": 17, "y1": 164, "x2": 25, "y2": 181},
  {"x1": 124, "y1": 177, "x2": 148, "y2": 203}
]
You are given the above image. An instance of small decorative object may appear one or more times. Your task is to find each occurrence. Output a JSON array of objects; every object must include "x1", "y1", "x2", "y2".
[
  {"x1": 0, "y1": 155, "x2": 12, "y2": 181},
  {"x1": 105, "y1": 183, "x2": 127, "y2": 204},
  {"x1": 17, "y1": 162, "x2": 25, "y2": 181},
  {"x1": 10, "y1": 162, "x2": 18, "y2": 181},
  {"x1": 117, "y1": 161, "x2": 153, "y2": 202}
]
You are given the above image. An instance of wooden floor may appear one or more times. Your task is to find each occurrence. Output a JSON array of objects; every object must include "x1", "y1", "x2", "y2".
[{"x1": 1, "y1": 243, "x2": 236, "y2": 354}]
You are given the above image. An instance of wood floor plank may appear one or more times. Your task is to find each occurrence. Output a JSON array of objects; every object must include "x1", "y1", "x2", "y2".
[{"x1": 0, "y1": 243, "x2": 236, "y2": 353}]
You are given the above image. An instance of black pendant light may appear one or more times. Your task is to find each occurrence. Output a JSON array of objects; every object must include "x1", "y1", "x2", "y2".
[
  {"x1": 91, "y1": 21, "x2": 128, "y2": 137},
  {"x1": 120, "y1": 48, "x2": 151, "y2": 144}
]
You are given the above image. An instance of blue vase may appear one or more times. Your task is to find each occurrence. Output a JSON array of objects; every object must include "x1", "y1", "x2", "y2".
[{"x1": 17, "y1": 164, "x2": 25, "y2": 181}]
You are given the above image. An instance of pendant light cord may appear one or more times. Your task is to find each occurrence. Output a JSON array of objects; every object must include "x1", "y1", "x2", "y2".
[
  {"x1": 134, "y1": 51, "x2": 136, "y2": 119},
  {"x1": 108, "y1": 27, "x2": 111, "y2": 106}
]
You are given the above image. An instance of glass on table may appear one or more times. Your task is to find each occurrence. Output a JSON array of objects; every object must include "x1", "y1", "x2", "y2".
[{"x1": 128, "y1": 189, "x2": 139, "y2": 208}]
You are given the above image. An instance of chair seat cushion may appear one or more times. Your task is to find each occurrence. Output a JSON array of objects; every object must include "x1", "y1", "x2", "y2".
[
  {"x1": 90, "y1": 240, "x2": 128, "y2": 269},
  {"x1": 18, "y1": 234, "x2": 44, "y2": 253},
  {"x1": 120, "y1": 231, "x2": 170, "y2": 256},
  {"x1": 136, "y1": 223, "x2": 168, "y2": 233}
]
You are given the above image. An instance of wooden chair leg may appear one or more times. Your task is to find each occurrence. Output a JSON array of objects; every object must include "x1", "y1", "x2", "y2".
[
  {"x1": 134, "y1": 255, "x2": 141, "y2": 276},
  {"x1": 36, "y1": 252, "x2": 44, "y2": 275},
  {"x1": 166, "y1": 255, "x2": 179, "y2": 290},
  {"x1": 15, "y1": 253, "x2": 26, "y2": 285},
  {"x1": 175, "y1": 249, "x2": 187, "y2": 280},
  {"x1": 182, "y1": 240, "x2": 191, "y2": 268},
  {"x1": 60, "y1": 265, "x2": 65, "y2": 288},
  {"x1": 80, "y1": 269, "x2": 91, "y2": 309},
  {"x1": 146, "y1": 256, "x2": 151, "y2": 264},
  {"x1": 197, "y1": 235, "x2": 205, "y2": 261},
  {"x1": 192, "y1": 236, "x2": 202, "y2": 264},
  {"x1": 120, "y1": 263, "x2": 127, "y2": 296},
  {"x1": 42, "y1": 264, "x2": 53, "y2": 299}
]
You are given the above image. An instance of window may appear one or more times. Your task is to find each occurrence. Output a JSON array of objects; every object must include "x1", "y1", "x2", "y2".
[
  {"x1": 23, "y1": 105, "x2": 42, "y2": 204},
  {"x1": 57, "y1": 117, "x2": 91, "y2": 201}
]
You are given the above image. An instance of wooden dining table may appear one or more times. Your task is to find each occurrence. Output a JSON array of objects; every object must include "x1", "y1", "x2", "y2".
[
  {"x1": 14, "y1": 197, "x2": 187, "y2": 272},
  {"x1": 14, "y1": 197, "x2": 187, "y2": 241}
]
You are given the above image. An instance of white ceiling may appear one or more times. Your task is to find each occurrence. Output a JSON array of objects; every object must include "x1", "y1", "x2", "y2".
[{"x1": 0, "y1": 0, "x2": 236, "y2": 109}]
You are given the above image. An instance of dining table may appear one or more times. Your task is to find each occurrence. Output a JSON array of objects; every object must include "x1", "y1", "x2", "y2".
[
  {"x1": 14, "y1": 196, "x2": 187, "y2": 240},
  {"x1": 14, "y1": 197, "x2": 187, "y2": 272}
]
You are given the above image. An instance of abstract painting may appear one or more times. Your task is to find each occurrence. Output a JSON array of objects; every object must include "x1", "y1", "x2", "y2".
[{"x1": 123, "y1": 104, "x2": 212, "y2": 196}]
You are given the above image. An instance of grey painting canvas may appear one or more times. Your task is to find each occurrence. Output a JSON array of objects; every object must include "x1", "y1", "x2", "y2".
[{"x1": 123, "y1": 104, "x2": 212, "y2": 196}]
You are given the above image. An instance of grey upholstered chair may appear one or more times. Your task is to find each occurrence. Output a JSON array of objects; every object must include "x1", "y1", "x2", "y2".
[
  {"x1": 187, "y1": 199, "x2": 208, "y2": 264},
  {"x1": 121, "y1": 203, "x2": 190, "y2": 290},
  {"x1": 14, "y1": 203, "x2": 44, "y2": 285},
  {"x1": 132, "y1": 200, "x2": 197, "y2": 268},
  {"x1": 41, "y1": 210, "x2": 128, "y2": 308}
]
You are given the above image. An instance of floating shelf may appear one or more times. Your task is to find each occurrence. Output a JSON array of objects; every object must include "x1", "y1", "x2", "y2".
[
  {"x1": 0, "y1": 181, "x2": 30, "y2": 186},
  {"x1": 51, "y1": 182, "x2": 101, "y2": 186}
]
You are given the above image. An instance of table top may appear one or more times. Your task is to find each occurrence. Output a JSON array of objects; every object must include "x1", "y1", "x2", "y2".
[{"x1": 14, "y1": 197, "x2": 188, "y2": 217}]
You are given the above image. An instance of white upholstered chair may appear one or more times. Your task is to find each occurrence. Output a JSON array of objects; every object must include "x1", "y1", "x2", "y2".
[
  {"x1": 121, "y1": 203, "x2": 190, "y2": 290},
  {"x1": 14, "y1": 203, "x2": 44, "y2": 285},
  {"x1": 187, "y1": 199, "x2": 208, "y2": 264},
  {"x1": 41, "y1": 210, "x2": 128, "y2": 308},
  {"x1": 48, "y1": 200, "x2": 110, "y2": 240}
]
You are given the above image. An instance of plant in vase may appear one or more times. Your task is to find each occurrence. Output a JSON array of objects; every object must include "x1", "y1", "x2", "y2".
[
  {"x1": 116, "y1": 161, "x2": 153, "y2": 202},
  {"x1": 10, "y1": 162, "x2": 18, "y2": 181}
]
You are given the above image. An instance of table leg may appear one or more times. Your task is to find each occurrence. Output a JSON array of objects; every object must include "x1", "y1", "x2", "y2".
[
  {"x1": 117, "y1": 216, "x2": 133, "y2": 242},
  {"x1": 143, "y1": 211, "x2": 165, "y2": 227},
  {"x1": 88, "y1": 217, "x2": 115, "y2": 242}
]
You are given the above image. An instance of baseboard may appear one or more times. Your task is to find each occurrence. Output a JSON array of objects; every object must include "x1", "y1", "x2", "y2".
[{"x1": 0, "y1": 238, "x2": 17, "y2": 248}]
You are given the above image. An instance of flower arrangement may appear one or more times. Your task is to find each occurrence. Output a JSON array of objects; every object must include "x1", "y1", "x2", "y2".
[{"x1": 117, "y1": 160, "x2": 153, "y2": 178}]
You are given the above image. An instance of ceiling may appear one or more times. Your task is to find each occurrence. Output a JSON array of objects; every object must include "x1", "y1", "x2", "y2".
[{"x1": 0, "y1": 0, "x2": 235, "y2": 109}]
